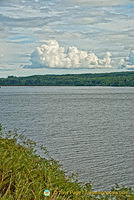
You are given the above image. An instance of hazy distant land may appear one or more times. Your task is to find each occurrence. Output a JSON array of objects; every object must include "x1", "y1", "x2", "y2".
[{"x1": 0, "y1": 71, "x2": 134, "y2": 86}]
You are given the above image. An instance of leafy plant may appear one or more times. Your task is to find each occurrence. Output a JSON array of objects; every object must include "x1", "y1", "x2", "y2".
[{"x1": 0, "y1": 124, "x2": 134, "y2": 200}]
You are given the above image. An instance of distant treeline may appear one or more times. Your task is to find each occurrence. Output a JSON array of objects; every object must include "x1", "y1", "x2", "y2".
[{"x1": 0, "y1": 71, "x2": 134, "y2": 86}]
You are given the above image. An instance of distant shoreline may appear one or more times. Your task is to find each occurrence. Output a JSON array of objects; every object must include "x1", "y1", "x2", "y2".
[{"x1": 0, "y1": 71, "x2": 134, "y2": 86}]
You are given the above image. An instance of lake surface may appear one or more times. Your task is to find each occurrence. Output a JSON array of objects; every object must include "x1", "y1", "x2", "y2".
[{"x1": 0, "y1": 86, "x2": 134, "y2": 190}]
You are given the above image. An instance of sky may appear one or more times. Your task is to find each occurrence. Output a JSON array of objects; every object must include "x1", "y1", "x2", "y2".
[{"x1": 0, "y1": 0, "x2": 134, "y2": 77}]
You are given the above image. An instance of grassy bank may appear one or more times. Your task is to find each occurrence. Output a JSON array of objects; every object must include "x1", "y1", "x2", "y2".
[{"x1": 0, "y1": 125, "x2": 134, "y2": 200}]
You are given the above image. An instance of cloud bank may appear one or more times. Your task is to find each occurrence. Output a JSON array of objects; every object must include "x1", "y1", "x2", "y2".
[
  {"x1": 120, "y1": 49, "x2": 134, "y2": 70},
  {"x1": 26, "y1": 40, "x2": 113, "y2": 69},
  {"x1": 63, "y1": 0, "x2": 130, "y2": 6}
]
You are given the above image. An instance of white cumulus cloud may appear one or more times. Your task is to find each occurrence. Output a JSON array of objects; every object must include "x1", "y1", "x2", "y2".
[
  {"x1": 26, "y1": 40, "x2": 113, "y2": 69},
  {"x1": 120, "y1": 49, "x2": 134, "y2": 70}
]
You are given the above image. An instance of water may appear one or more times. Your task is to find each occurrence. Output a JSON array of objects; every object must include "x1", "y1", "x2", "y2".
[{"x1": 0, "y1": 86, "x2": 134, "y2": 190}]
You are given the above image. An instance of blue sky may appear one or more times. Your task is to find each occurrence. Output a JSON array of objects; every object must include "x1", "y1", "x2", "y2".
[{"x1": 0, "y1": 0, "x2": 134, "y2": 77}]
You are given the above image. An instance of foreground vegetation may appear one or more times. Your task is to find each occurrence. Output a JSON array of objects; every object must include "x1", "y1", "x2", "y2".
[
  {"x1": 0, "y1": 71, "x2": 134, "y2": 86},
  {"x1": 0, "y1": 125, "x2": 134, "y2": 199}
]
